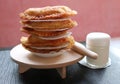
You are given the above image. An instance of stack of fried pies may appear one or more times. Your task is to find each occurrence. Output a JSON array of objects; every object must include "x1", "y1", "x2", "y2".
[{"x1": 20, "y1": 6, "x2": 77, "y2": 57}]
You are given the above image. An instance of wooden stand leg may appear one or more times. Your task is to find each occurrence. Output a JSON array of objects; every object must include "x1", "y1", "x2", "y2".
[
  {"x1": 19, "y1": 64, "x2": 30, "y2": 73},
  {"x1": 56, "y1": 67, "x2": 66, "y2": 79}
]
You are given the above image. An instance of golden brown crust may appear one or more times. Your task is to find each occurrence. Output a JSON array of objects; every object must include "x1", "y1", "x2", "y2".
[
  {"x1": 19, "y1": 6, "x2": 77, "y2": 53},
  {"x1": 20, "y1": 35, "x2": 75, "y2": 53},
  {"x1": 20, "y1": 35, "x2": 74, "y2": 47},
  {"x1": 20, "y1": 6, "x2": 77, "y2": 20},
  {"x1": 21, "y1": 27, "x2": 67, "y2": 37},
  {"x1": 20, "y1": 19, "x2": 77, "y2": 29},
  {"x1": 22, "y1": 44, "x2": 66, "y2": 53}
]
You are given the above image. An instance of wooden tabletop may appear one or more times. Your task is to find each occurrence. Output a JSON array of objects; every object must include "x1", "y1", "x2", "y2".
[{"x1": 0, "y1": 41, "x2": 120, "y2": 84}]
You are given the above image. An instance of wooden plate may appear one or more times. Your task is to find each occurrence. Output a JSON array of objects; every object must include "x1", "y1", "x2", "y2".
[{"x1": 10, "y1": 44, "x2": 84, "y2": 69}]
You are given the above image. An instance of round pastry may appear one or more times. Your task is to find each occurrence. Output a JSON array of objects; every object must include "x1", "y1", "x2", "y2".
[
  {"x1": 20, "y1": 6, "x2": 77, "y2": 20},
  {"x1": 21, "y1": 35, "x2": 74, "y2": 57},
  {"x1": 20, "y1": 35, "x2": 74, "y2": 48},
  {"x1": 20, "y1": 18, "x2": 77, "y2": 29},
  {"x1": 21, "y1": 27, "x2": 68, "y2": 37},
  {"x1": 22, "y1": 44, "x2": 67, "y2": 53}
]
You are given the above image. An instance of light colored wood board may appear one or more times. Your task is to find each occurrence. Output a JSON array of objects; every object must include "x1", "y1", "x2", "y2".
[{"x1": 10, "y1": 44, "x2": 84, "y2": 69}]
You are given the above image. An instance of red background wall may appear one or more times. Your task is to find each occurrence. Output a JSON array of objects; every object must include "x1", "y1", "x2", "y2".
[{"x1": 0, "y1": 0, "x2": 120, "y2": 48}]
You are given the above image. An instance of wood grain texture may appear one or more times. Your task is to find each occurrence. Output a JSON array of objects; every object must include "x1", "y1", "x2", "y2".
[{"x1": 0, "y1": 45, "x2": 120, "y2": 84}]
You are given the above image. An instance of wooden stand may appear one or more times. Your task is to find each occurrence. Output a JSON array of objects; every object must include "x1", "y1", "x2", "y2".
[{"x1": 10, "y1": 44, "x2": 84, "y2": 79}]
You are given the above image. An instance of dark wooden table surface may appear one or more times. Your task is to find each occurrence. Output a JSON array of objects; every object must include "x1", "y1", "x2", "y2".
[{"x1": 0, "y1": 41, "x2": 120, "y2": 84}]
